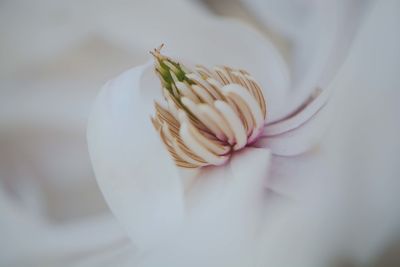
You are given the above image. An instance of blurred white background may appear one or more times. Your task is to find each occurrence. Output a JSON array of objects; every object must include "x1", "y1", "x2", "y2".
[{"x1": 0, "y1": 0, "x2": 399, "y2": 266}]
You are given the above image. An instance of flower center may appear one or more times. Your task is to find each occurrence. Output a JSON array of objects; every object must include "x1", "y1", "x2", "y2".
[{"x1": 151, "y1": 45, "x2": 267, "y2": 168}]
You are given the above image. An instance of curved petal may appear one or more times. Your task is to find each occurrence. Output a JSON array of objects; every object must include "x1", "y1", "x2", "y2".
[
  {"x1": 87, "y1": 65, "x2": 184, "y2": 250},
  {"x1": 256, "y1": 101, "x2": 332, "y2": 156},
  {"x1": 135, "y1": 147, "x2": 272, "y2": 267},
  {"x1": 254, "y1": 86, "x2": 332, "y2": 156},
  {"x1": 242, "y1": 0, "x2": 370, "y2": 115},
  {"x1": 186, "y1": 147, "x2": 271, "y2": 217}
]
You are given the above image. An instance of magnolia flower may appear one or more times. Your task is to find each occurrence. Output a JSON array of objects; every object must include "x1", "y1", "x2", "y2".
[
  {"x1": 4, "y1": 0, "x2": 399, "y2": 266},
  {"x1": 87, "y1": 34, "x2": 332, "y2": 261},
  {"x1": 83, "y1": 2, "x2": 372, "y2": 267}
]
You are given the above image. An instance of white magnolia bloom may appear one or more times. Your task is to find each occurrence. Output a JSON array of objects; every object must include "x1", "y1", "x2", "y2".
[
  {"x1": 87, "y1": 17, "x2": 334, "y2": 267},
  {"x1": 6, "y1": 0, "x2": 400, "y2": 266}
]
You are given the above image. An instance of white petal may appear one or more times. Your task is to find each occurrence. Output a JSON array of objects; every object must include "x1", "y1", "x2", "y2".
[
  {"x1": 139, "y1": 147, "x2": 272, "y2": 267},
  {"x1": 87, "y1": 65, "x2": 184, "y2": 250},
  {"x1": 242, "y1": 0, "x2": 370, "y2": 118},
  {"x1": 265, "y1": 87, "x2": 330, "y2": 135},
  {"x1": 256, "y1": 101, "x2": 333, "y2": 156},
  {"x1": 253, "y1": 86, "x2": 332, "y2": 156}
]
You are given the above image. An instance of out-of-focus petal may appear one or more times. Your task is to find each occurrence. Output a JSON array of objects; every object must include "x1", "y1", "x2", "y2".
[
  {"x1": 87, "y1": 65, "x2": 184, "y2": 250},
  {"x1": 242, "y1": 0, "x2": 370, "y2": 116}
]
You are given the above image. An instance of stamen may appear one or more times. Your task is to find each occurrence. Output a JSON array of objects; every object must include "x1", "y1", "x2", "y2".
[
  {"x1": 166, "y1": 97, "x2": 179, "y2": 119},
  {"x1": 179, "y1": 113, "x2": 228, "y2": 165},
  {"x1": 224, "y1": 92, "x2": 254, "y2": 135},
  {"x1": 195, "y1": 65, "x2": 214, "y2": 79},
  {"x1": 176, "y1": 82, "x2": 200, "y2": 103},
  {"x1": 171, "y1": 136, "x2": 206, "y2": 166},
  {"x1": 187, "y1": 122, "x2": 230, "y2": 155},
  {"x1": 191, "y1": 84, "x2": 214, "y2": 105},
  {"x1": 187, "y1": 73, "x2": 222, "y2": 100},
  {"x1": 244, "y1": 75, "x2": 267, "y2": 118},
  {"x1": 213, "y1": 67, "x2": 231, "y2": 84},
  {"x1": 163, "y1": 61, "x2": 180, "y2": 74},
  {"x1": 199, "y1": 104, "x2": 235, "y2": 144},
  {"x1": 171, "y1": 83, "x2": 179, "y2": 97},
  {"x1": 169, "y1": 70, "x2": 180, "y2": 84},
  {"x1": 181, "y1": 97, "x2": 225, "y2": 141},
  {"x1": 151, "y1": 47, "x2": 267, "y2": 168},
  {"x1": 214, "y1": 100, "x2": 247, "y2": 150},
  {"x1": 222, "y1": 84, "x2": 264, "y2": 141}
]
